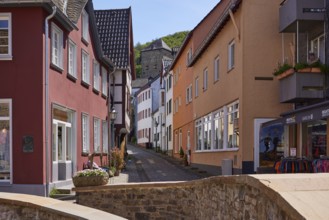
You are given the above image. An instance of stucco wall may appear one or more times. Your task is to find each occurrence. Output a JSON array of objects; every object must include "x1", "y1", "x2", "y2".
[{"x1": 74, "y1": 175, "x2": 304, "y2": 220}]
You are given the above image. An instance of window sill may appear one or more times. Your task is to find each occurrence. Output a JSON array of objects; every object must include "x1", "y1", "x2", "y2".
[
  {"x1": 50, "y1": 63, "x2": 64, "y2": 73},
  {"x1": 81, "y1": 37, "x2": 89, "y2": 46},
  {"x1": 81, "y1": 81, "x2": 90, "y2": 88},
  {"x1": 0, "y1": 55, "x2": 13, "y2": 61},
  {"x1": 67, "y1": 73, "x2": 77, "y2": 82},
  {"x1": 195, "y1": 148, "x2": 239, "y2": 153},
  {"x1": 227, "y1": 66, "x2": 234, "y2": 73},
  {"x1": 101, "y1": 93, "x2": 108, "y2": 99},
  {"x1": 92, "y1": 88, "x2": 100, "y2": 94}
]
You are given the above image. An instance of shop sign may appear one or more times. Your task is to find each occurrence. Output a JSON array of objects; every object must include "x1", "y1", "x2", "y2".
[
  {"x1": 301, "y1": 114, "x2": 313, "y2": 122},
  {"x1": 290, "y1": 148, "x2": 297, "y2": 157},
  {"x1": 322, "y1": 109, "x2": 329, "y2": 118},
  {"x1": 286, "y1": 116, "x2": 296, "y2": 124}
]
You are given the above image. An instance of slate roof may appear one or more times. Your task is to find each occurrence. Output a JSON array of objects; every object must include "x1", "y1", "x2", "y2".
[
  {"x1": 142, "y1": 39, "x2": 172, "y2": 52},
  {"x1": 95, "y1": 8, "x2": 131, "y2": 69}
]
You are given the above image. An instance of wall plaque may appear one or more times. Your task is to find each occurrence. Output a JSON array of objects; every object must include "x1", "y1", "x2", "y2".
[{"x1": 23, "y1": 136, "x2": 34, "y2": 153}]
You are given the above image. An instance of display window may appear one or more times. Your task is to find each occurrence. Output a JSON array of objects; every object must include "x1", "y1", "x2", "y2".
[{"x1": 302, "y1": 120, "x2": 327, "y2": 159}]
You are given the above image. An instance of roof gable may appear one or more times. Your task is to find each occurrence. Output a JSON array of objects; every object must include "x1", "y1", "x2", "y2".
[{"x1": 142, "y1": 39, "x2": 172, "y2": 52}]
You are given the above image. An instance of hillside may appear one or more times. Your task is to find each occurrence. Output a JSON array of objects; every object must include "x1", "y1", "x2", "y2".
[{"x1": 134, "y1": 31, "x2": 189, "y2": 77}]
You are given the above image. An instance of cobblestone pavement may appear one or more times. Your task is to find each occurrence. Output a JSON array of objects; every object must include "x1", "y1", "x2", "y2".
[{"x1": 111, "y1": 144, "x2": 203, "y2": 184}]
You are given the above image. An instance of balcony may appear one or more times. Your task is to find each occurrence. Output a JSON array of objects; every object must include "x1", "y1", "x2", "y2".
[
  {"x1": 279, "y1": 0, "x2": 324, "y2": 33},
  {"x1": 278, "y1": 68, "x2": 324, "y2": 103}
]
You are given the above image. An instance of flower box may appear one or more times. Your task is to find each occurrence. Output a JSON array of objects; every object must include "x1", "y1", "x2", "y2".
[{"x1": 72, "y1": 169, "x2": 109, "y2": 187}]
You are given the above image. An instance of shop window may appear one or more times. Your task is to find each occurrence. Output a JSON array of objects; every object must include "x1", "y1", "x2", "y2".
[
  {"x1": 0, "y1": 99, "x2": 11, "y2": 181},
  {"x1": 302, "y1": 120, "x2": 327, "y2": 159}
]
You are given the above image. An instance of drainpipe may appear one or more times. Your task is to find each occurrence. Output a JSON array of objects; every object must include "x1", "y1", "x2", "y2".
[{"x1": 45, "y1": 6, "x2": 56, "y2": 197}]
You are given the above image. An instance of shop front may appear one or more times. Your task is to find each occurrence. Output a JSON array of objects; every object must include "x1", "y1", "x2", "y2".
[{"x1": 259, "y1": 101, "x2": 329, "y2": 173}]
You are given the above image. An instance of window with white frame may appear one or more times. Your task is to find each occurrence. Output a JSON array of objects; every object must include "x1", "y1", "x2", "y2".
[
  {"x1": 214, "y1": 56, "x2": 220, "y2": 82},
  {"x1": 102, "y1": 67, "x2": 108, "y2": 96},
  {"x1": 311, "y1": 34, "x2": 325, "y2": 63},
  {"x1": 227, "y1": 102, "x2": 239, "y2": 149},
  {"x1": 51, "y1": 23, "x2": 63, "y2": 68},
  {"x1": 82, "y1": 114, "x2": 90, "y2": 153},
  {"x1": 195, "y1": 77, "x2": 199, "y2": 97},
  {"x1": 214, "y1": 109, "x2": 224, "y2": 149},
  {"x1": 168, "y1": 125, "x2": 172, "y2": 142},
  {"x1": 186, "y1": 86, "x2": 192, "y2": 104},
  {"x1": 195, "y1": 119, "x2": 202, "y2": 151},
  {"x1": 68, "y1": 40, "x2": 77, "y2": 78},
  {"x1": 203, "y1": 68, "x2": 208, "y2": 91},
  {"x1": 0, "y1": 99, "x2": 12, "y2": 181},
  {"x1": 0, "y1": 13, "x2": 12, "y2": 59},
  {"x1": 93, "y1": 60, "x2": 100, "y2": 91},
  {"x1": 179, "y1": 129, "x2": 182, "y2": 151},
  {"x1": 102, "y1": 121, "x2": 108, "y2": 153},
  {"x1": 82, "y1": 50, "x2": 90, "y2": 84},
  {"x1": 174, "y1": 131, "x2": 178, "y2": 153},
  {"x1": 203, "y1": 114, "x2": 212, "y2": 150},
  {"x1": 228, "y1": 40, "x2": 235, "y2": 70},
  {"x1": 82, "y1": 10, "x2": 89, "y2": 43},
  {"x1": 94, "y1": 118, "x2": 101, "y2": 152}
]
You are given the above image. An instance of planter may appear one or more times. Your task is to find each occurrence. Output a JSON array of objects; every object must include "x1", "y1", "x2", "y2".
[
  {"x1": 276, "y1": 68, "x2": 294, "y2": 80},
  {"x1": 73, "y1": 175, "x2": 109, "y2": 187}
]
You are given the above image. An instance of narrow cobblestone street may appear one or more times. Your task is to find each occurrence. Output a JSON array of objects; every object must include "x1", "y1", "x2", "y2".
[{"x1": 113, "y1": 144, "x2": 202, "y2": 184}]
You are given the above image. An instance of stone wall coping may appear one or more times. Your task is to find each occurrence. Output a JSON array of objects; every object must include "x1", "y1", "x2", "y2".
[
  {"x1": 0, "y1": 192, "x2": 126, "y2": 220},
  {"x1": 73, "y1": 174, "x2": 329, "y2": 219}
]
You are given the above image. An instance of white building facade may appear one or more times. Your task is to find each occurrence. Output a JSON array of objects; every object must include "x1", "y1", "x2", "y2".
[{"x1": 136, "y1": 86, "x2": 152, "y2": 147}]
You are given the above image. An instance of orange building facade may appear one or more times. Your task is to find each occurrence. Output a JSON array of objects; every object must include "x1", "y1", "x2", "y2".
[{"x1": 173, "y1": 0, "x2": 293, "y2": 174}]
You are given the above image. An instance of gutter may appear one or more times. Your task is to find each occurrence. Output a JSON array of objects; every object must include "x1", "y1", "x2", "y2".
[{"x1": 44, "y1": 5, "x2": 56, "y2": 197}]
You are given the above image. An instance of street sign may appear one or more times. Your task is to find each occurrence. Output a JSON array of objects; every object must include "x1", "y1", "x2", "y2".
[{"x1": 303, "y1": 8, "x2": 326, "y2": 13}]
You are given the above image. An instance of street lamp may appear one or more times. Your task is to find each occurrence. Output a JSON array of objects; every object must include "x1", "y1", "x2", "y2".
[
  {"x1": 154, "y1": 120, "x2": 159, "y2": 152},
  {"x1": 110, "y1": 108, "x2": 117, "y2": 149}
]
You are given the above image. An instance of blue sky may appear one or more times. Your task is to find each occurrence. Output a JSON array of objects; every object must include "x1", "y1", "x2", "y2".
[{"x1": 93, "y1": 0, "x2": 220, "y2": 45}]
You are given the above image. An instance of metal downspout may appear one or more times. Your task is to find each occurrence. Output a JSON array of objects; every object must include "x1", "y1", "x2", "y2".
[{"x1": 45, "y1": 6, "x2": 56, "y2": 197}]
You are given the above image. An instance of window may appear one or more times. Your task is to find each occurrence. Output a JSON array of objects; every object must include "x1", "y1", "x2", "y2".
[
  {"x1": 203, "y1": 68, "x2": 208, "y2": 91},
  {"x1": 102, "y1": 121, "x2": 108, "y2": 153},
  {"x1": 214, "y1": 110, "x2": 224, "y2": 149},
  {"x1": 0, "y1": 99, "x2": 12, "y2": 181},
  {"x1": 0, "y1": 13, "x2": 12, "y2": 59},
  {"x1": 102, "y1": 67, "x2": 108, "y2": 96},
  {"x1": 82, "y1": 10, "x2": 89, "y2": 43},
  {"x1": 195, "y1": 120, "x2": 202, "y2": 151},
  {"x1": 203, "y1": 115, "x2": 212, "y2": 150},
  {"x1": 228, "y1": 40, "x2": 235, "y2": 70},
  {"x1": 82, "y1": 50, "x2": 90, "y2": 84},
  {"x1": 82, "y1": 114, "x2": 90, "y2": 153},
  {"x1": 227, "y1": 102, "x2": 239, "y2": 149},
  {"x1": 186, "y1": 48, "x2": 192, "y2": 66},
  {"x1": 179, "y1": 129, "x2": 182, "y2": 151},
  {"x1": 68, "y1": 40, "x2": 77, "y2": 78},
  {"x1": 94, "y1": 118, "x2": 101, "y2": 152},
  {"x1": 168, "y1": 75, "x2": 172, "y2": 90},
  {"x1": 167, "y1": 99, "x2": 172, "y2": 114},
  {"x1": 175, "y1": 131, "x2": 178, "y2": 153},
  {"x1": 51, "y1": 23, "x2": 63, "y2": 68},
  {"x1": 93, "y1": 61, "x2": 100, "y2": 91},
  {"x1": 214, "y1": 56, "x2": 220, "y2": 82},
  {"x1": 195, "y1": 77, "x2": 199, "y2": 97},
  {"x1": 161, "y1": 91, "x2": 165, "y2": 106},
  {"x1": 168, "y1": 125, "x2": 172, "y2": 141},
  {"x1": 186, "y1": 84, "x2": 192, "y2": 104},
  {"x1": 311, "y1": 35, "x2": 325, "y2": 63}
]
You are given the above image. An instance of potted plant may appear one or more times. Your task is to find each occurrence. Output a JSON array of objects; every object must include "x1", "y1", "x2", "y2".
[
  {"x1": 72, "y1": 169, "x2": 109, "y2": 187},
  {"x1": 179, "y1": 147, "x2": 184, "y2": 158},
  {"x1": 110, "y1": 147, "x2": 125, "y2": 176},
  {"x1": 272, "y1": 62, "x2": 294, "y2": 79}
]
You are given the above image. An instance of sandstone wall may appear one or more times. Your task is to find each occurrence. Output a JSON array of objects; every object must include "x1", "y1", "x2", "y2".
[{"x1": 74, "y1": 176, "x2": 304, "y2": 220}]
